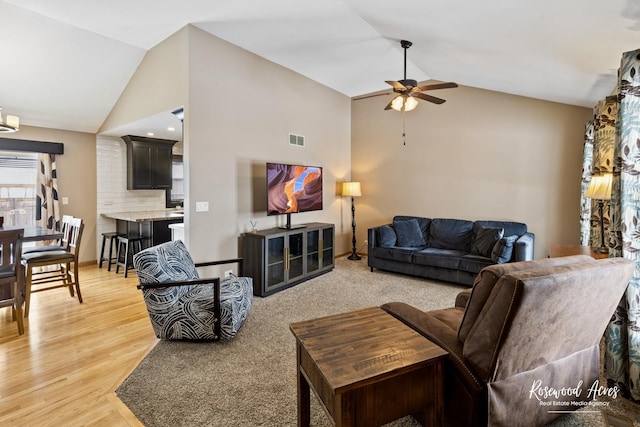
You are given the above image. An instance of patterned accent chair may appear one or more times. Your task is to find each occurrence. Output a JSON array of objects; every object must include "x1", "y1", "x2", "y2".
[{"x1": 133, "y1": 240, "x2": 253, "y2": 340}]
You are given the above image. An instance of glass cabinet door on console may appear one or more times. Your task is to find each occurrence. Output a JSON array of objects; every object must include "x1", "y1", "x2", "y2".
[
  {"x1": 306, "y1": 225, "x2": 335, "y2": 275},
  {"x1": 265, "y1": 231, "x2": 304, "y2": 292},
  {"x1": 243, "y1": 223, "x2": 335, "y2": 297}
]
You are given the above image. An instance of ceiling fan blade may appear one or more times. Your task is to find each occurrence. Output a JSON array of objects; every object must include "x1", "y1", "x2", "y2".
[
  {"x1": 385, "y1": 80, "x2": 407, "y2": 91},
  {"x1": 383, "y1": 99, "x2": 395, "y2": 110},
  {"x1": 416, "y1": 82, "x2": 459, "y2": 92},
  {"x1": 353, "y1": 92, "x2": 391, "y2": 101},
  {"x1": 414, "y1": 93, "x2": 446, "y2": 104}
]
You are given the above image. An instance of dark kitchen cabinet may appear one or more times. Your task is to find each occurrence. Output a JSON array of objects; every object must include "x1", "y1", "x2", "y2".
[{"x1": 123, "y1": 135, "x2": 177, "y2": 190}]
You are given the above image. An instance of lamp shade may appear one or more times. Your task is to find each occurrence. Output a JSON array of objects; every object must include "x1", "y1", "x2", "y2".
[
  {"x1": 585, "y1": 173, "x2": 612, "y2": 200},
  {"x1": 342, "y1": 182, "x2": 362, "y2": 197}
]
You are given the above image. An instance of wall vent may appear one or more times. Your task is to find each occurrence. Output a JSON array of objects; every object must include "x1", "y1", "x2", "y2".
[{"x1": 289, "y1": 133, "x2": 305, "y2": 147}]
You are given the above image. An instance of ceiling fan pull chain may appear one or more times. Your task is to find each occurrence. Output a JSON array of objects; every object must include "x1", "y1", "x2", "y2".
[{"x1": 402, "y1": 110, "x2": 407, "y2": 145}]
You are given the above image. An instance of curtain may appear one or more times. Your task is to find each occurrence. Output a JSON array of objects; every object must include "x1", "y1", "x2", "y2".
[
  {"x1": 590, "y1": 97, "x2": 617, "y2": 248},
  {"x1": 579, "y1": 121, "x2": 594, "y2": 245},
  {"x1": 36, "y1": 153, "x2": 60, "y2": 231},
  {"x1": 604, "y1": 48, "x2": 640, "y2": 401}
]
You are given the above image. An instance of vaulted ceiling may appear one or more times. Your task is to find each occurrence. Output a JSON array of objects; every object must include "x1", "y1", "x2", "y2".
[{"x1": 1, "y1": 0, "x2": 639, "y2": 134}]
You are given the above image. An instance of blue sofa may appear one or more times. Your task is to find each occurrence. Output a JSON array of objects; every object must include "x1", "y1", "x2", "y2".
[{"x1": 367, "y1": 216, "x2": 535, "y2": 286}]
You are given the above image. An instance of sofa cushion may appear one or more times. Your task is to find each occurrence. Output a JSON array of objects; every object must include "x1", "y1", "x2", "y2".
[
  {"x1": 491, "y1": 235, "x2": 518, "y2": 263},
  {"x1": 413, "y1": 248, "x2": 467, "y2": 270},
  {"x1": 393, "y1": 218, "x2": 426, "y2": 247},
  {"x1": 474, "y1": 220, "x2": 527, "y2": 238},
  {"x1": 471, "y1": 227, "x2": 504, "y2": 258},
  {"x1": 371, "y1": 246, "x2": 416, "y2": 263},
  {"x1": 459, "y1": 254, "x2": 495, "y2": 274},
  {"x1": 393, "y1": 216, "x2": 430, "y2": 245},
  {"x1": 377, "y1": 225, "x2": 397, "y2": 247},
  {"x1": 428, "y1": 218, "x2": 474, "y2": 252}
]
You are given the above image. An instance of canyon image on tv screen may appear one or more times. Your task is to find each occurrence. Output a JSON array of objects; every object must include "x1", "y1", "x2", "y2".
[{"x1": 267, "y1": 162, "x2": 323, "y2": 215}]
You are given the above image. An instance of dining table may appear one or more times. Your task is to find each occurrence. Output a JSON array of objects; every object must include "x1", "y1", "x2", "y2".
[{"x1": 1, "y1": 224, "x2": 64, "y2": 243}]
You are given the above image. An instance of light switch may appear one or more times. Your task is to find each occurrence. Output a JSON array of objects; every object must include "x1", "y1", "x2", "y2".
[
  {"x1": 195, "y1": 201, "x2": 209, "y2": 212},
  {"x1": 62, "y1": 197, "x2": 69, "y2": 205}
]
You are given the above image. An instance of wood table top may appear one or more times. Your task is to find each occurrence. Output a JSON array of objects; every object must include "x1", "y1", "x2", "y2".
[
  {"x1": 549, "y1": 243, "x2": 610, "y2": 260},
  {"x1": 290, "y1": 307, "x2": 447, "y2": 393}
]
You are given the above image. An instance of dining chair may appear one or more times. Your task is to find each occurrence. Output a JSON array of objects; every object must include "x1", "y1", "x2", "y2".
[
  {"x1": 22, "y1": 217, "x2": 84, "y2": 317},
  {"x1": 0, "y1": 228, "x2": 25, "y2": 335},
  {"x1": 23, "y1": 214, "x2": 73, "y2": 254}
]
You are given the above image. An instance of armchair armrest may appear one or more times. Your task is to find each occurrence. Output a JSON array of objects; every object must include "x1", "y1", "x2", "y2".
[{"x1": 195, "y1": 257, "x2": 244, "y2": 275}]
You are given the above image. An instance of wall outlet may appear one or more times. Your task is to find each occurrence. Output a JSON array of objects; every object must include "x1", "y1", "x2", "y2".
[
  {"x1": 195, "y1": 201, "x2": 209, "y2": 212},
  {"x1": 62, "y1": 197, "x2": 69, "y2": 205},
  {"x1": 364, "y1": 240, "x2": 368, "y2": 245},
  {"x1": 224, "y1": 270, "x2": 233, "y2": 278}
]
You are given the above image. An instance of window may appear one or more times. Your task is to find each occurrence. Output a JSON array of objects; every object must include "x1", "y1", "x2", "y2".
[{"x1": 0, "y1": 151, "x2": 37, "y2": 226}]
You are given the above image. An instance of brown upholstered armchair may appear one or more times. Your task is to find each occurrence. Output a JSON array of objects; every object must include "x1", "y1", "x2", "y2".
[{"x1": 381, "y1": 255, "x2": 634, "y2": 427}]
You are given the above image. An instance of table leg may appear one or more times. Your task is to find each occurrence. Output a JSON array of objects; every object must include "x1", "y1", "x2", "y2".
[{"x1": 297, "y1": 344, "x2": 310, "y2": 427}]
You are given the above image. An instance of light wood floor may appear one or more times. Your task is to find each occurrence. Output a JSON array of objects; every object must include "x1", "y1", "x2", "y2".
[{"x1": 0, "y1": 264, "x2": 157, "y2": 426}]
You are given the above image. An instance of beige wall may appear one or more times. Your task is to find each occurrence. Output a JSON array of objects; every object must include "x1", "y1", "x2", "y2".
[
  {"x1": 98, "y1": 25, "x2": 352, "y2": 264},
  {"x1": 186, "y1": 26, "x2": 352, "y2": 262},
  {"x1": 7, "y1": 125, "x2": 97, "y2": 263},
  {"x1": 99, "y1": 27, "x2": 188, "y2": 133},
  {"x1": 351, "y1": 85, "x2": 592, "y2": 259}
]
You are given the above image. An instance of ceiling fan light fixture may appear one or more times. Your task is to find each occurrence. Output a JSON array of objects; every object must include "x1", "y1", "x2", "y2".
[
  {"x1": 390, "y1": 95, "x2": 418, "y2": 112},
  {"x1": 390, "y1": 95, "x2": 405, "y2": 111},
  {"x1": 404, "y1": 96, "x2": 418, "y2": 111},
  {"x1": 0, "y1": 108, "x2": 19, "y2": 133}
]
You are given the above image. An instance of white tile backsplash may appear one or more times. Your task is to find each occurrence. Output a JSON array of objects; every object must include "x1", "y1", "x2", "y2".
[{"x1": 96, "y1": 136, "x2": 166, "y2": 260}]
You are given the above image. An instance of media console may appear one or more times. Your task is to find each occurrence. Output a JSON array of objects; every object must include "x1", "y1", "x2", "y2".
[{"x1": 242, "y1": 223, "x2": 335, "y2": 296}]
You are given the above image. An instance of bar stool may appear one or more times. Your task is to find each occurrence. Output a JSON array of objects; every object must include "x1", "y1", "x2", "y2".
[
  {"x1": 99, "y1": 231, "x2": 121, "y2": 271},
  {"x1": 115, "y1": 234, "x2": 145, "y2": 278}
]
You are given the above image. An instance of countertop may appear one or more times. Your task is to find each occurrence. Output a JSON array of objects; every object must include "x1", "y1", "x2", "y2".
[{"x1": 101, "y1": 209, "x2": 184, "y2": 222}]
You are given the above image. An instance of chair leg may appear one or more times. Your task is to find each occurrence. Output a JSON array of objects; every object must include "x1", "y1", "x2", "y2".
[
  {"x1": 24, "y1": 266, "x2": 33, "y2": 318},
  {"x1": 99, "y1": 234, "x2": 107, "y2": 268},
  {"x1": 115, "y1": 239, "x2": 123, "y2": 274},
  {"x1": 64, "y1": 261, "x2": 75, "y2": 297},
  {"x1": 73, "y1": 261, "x2": 82, "y2": 303},
  {"x1": 107, "y1": 236, "x2": 116, "y2": 272},
  {"x1": 14, "y1": 303, "x2": 24, "y2": 335},
  {"x1": 124, "y1": 241, "x2": 131, "y2": 278}
]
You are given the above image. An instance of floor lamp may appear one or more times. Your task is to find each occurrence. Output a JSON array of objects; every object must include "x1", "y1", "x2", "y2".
[
  {"x1": 342, "y1": 182, "x2": 362, "y2": 261},
  {"x1": 585, "y1": 173, "x2": 613, "y2": 254}
]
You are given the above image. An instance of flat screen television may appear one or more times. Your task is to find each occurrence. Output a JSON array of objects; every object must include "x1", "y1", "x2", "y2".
[{"x1": 266, "y1": 162, "x2": 323, "y2": 229}]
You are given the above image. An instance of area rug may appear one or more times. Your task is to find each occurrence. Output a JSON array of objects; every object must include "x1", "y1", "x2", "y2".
[{"x1": 116, "y1": 257, "x2": 640, "y2": 426}]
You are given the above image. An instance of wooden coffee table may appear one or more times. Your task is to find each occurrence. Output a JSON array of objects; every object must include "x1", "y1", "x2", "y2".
[{"x1": 289, "y1": 307, "x2": 447, "y2": 427}]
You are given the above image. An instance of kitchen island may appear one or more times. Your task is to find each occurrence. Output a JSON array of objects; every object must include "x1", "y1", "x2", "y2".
[{"x1": 102, "y1": 209, "x2": 184, "y2": 247}]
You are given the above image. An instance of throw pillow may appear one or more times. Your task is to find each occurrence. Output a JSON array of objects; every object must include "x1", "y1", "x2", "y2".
[
  {"x1": 378, "y1": 225, "x2": 397, "y2": 247},
  {"x1": 491, "y1": 235, "x2": 518, "y2": 264},
  {"x1": 471, "y1": 227, "x2": 504, "y2": 258},
  {"x1": 393, "y1": 219, "x2": 426, "y2": 247}
]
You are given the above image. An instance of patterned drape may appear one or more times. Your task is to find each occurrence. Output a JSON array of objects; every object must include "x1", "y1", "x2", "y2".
[
  {"x1": 36, "y1": 153, "x2": 61, "y2": 231},
  {"x1": 579, "y1": 121, "x2": 594, "y2": 245},
  {"x1": 590, "y1": 97, "x2": 617, "y2": 247},
  {"x1": 604, "y1": 48, "x2": 640, "y2": 401}
]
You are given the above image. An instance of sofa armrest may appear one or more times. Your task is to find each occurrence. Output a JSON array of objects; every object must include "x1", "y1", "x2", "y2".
[
  {"x1": 514, "y1": 232, "x2": 535, "y2": 261},
  {"x1": 368, "y1": 224, "x2": 392, "y2": 251},
  {"x1": 368, "y1": 227, "x2": 378, "y2": 252}
]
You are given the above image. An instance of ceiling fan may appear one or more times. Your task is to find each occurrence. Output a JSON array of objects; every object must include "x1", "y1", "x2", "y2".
[{"x1": 383, "y1": 40, "x2": 458, "y2": 112}]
